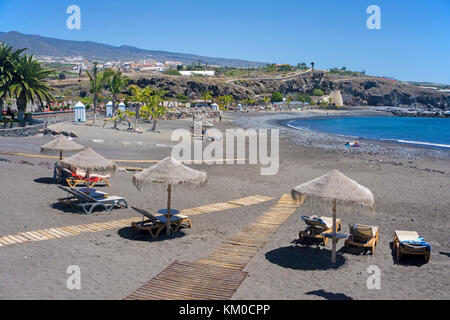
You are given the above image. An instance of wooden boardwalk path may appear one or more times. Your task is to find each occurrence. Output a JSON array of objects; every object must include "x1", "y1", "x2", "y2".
[
  {"x1": 125, "y1": 194, "x2": 301, "y2": 300},
  {"x1": 0, "y1": 195, "x2": 273, "y2": 248}
]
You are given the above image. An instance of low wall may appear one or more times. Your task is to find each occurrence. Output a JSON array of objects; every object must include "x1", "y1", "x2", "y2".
[
  {"x1": 0, "y1": 111, "x2": 96, "y2": 137},
  {"x1": 0, "y1": 123, "x2": 47, "y2": 137}
]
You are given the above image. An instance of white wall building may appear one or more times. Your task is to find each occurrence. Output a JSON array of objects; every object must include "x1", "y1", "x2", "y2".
[{"x1": 179, "y1": 71, "x2": 215, "y2": 77}]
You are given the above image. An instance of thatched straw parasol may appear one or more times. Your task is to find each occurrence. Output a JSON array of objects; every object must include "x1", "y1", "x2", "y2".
[
  {"x1": 292, "y1": 169, "x2": 375, "y2": 264},
  {"x1": 59, "y1": 147, "x2": 117, "y2": 177},
  {"x1": 133, "y1": 156, "x2": 207, "y2": 235},
  {"x1": 40, "y1": 135, "x2": 85, "y2": 160}
]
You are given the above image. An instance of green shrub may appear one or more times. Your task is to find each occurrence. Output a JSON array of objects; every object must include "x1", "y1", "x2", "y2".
[
  {"x1": 313, "y1": 89, "x2": 325, "y2": 97},
  {"x1": 164, "y1": 69, "x2": 181, "y2": 76},
  {"x1": 271, "y1": 91, "x2": 283, "y2": 103}
]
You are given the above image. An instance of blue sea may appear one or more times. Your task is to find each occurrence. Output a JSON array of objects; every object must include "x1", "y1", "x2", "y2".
[{"x1": 286, "y1": 116, "x2": 450, "y2": 149}]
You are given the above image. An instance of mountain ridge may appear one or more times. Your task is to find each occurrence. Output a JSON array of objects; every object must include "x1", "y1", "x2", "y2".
[{"x1": 0, "y1": 31, "x2": 268, "y2": 67}]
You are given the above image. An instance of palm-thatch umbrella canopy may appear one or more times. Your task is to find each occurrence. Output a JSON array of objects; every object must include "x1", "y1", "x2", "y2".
[
  {"x1": 40, "y1": 135, "x2": 85, "y2": 160},
  {"x1": 133, "y1": 156, "x2": 207, "y2": 235},
  {"x1": 203, "y1": 121, "x2": 214, "y2": 128},
  {"x1": 59, "y1": 147, "x2": 117, "y2": 176},
  {"x1": 292, "y1": 169, "x2": 375, "y2": 264}
]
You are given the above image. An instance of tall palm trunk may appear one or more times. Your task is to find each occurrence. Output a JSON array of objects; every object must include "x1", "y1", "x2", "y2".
[
  {"x1": 0, "y1": 99, "x2": 3, "y2": 121},
  {"x1": 112, "y1": 97, "x2": 117, "y2": 129},
  {"x1": 134, "y1": 103, "x2": 141, "y2": 129},
  {"x1": 17, "y1": 94, "x2": 27, "y2": 122},
  {"x1": 93, "y1": 94, "x2": 98, "y2": 124}
]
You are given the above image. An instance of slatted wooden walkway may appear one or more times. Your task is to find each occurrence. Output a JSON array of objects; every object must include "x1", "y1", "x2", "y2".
[
  {"x1": 125, "y1": 261, "x2": 248, "y2": 300},
  {"x1": 125, "y1": 194, "x2": 301, "y2": 300},
  {"x1": 195, "y1": 194, "x2": 301, "y2": 270},
  {"x1": 0, "y1": 195, "x2": 273, "y2": 248}
]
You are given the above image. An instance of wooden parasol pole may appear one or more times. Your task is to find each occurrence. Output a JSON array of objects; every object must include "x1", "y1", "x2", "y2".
[
  {"x1": 166, "y1": 183, "x2": 172, "y2": 235},
  {"x1": 167, "y1": 183, "x2": 172, "y2": 212},
  {"x1": 332, "y1": 198, "x2": 337, "y2": 264}
]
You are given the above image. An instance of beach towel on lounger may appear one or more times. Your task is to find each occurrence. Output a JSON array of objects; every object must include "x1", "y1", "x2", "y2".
[
  {"x1": 302, "y1": 216, "x2": 326, "y2": 227},
  {"x1": 400, "y1": 238, "x2": 432, "y2": 251}
]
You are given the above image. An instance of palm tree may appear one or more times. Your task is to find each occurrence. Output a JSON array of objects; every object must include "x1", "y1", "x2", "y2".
[
  {"x1": 9, "y1": 54, "x2": 54, "y2": 121},
  {"x1": 145, "y1": 104, "x2": 167, "y2": 132},
  {"x1": 86, "y1": 62, "x2": 107, "y2": 124},
  {"x1": 103, "y1": 109, "x2": 126, "y2": 130},
  {"x1": 216, "y1": 95, "x2": 234, "y2": 110},
  {"x1": 0, "y1": 43, "x2": 26, "y2": 121},
  {"x1": 263, "y1": 96, "x2": 271, "y2": 107},
  {"x1": 286, "y1": 95, "x2": 293, "y2": 109},
  {"x1": 201, "y1": 90, "x2": 212, "y2": 107},
  {"x1": 142, "y1": 89, "x2": 167, "y2": 131},
  {"x1": 106, "y1": 71, "x2": 130, "y2": 113},
  {"x1": 129, "y1": 85, "x2": 152, "y2": 127},
  {"x1": 224, "y1": 94, "x2": 234, "y2": 110},
  {"x1": 311, "y1": 62, "x2": 315, "y2": 70}
]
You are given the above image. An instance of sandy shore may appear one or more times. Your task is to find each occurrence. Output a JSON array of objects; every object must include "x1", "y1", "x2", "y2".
[{"x1": 0, "y1": 112, "x2": 448, "y2": 300}]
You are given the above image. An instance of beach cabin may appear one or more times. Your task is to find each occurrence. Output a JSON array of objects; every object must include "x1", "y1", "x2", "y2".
[
  {"x1": 106, "y1": 101, "x2": 113, "y2": 117},
  {"x1": 211, "y1": 103, "x2": 219, "y2": 111},
  {"x1": 118, "y1": 102, "x2": 126, "y2": 112},
  {"x1": 74, "y1": 101, "x2": 86, "y2": 123}
]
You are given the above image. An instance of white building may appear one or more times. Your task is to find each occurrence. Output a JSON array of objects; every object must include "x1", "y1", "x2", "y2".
[{"x1": 179, "y1": 71, "x2": 215, "y2": 77}]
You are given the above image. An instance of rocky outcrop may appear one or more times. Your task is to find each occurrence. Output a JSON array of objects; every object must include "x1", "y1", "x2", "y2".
[
  {"x1": 233, "y1": 72, "x2": 450, "y2": 111},
  {"x1": 130, "y1": 76, "x2": 255, "y2": 100},
  {"x1": 94, "y1": 72, "x2": 450, "y2": 111}
]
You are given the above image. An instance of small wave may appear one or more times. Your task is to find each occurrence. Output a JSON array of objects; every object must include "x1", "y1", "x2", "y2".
[
  {"x1": 382, "y1": 139, "x2": 450, "y2": 149},
  {"x1": 285, "y1": 121, "x2": 311, "y2": 132},
  {"x1": 286, "y1": 121, "x2": 359, "y2": 138}
]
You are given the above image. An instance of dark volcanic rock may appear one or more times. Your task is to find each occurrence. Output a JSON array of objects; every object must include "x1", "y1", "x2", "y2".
[{"x1": 126, "y1": 72, "x2": 450, "y2": 110}]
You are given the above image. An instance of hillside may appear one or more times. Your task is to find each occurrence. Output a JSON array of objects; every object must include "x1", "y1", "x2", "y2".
[
  {"x1": 49, "y1": 71, "x2": 450, "y2": 111},
  {"x1": 0, "y1": 31, "x2": 267, "y2": 67}
]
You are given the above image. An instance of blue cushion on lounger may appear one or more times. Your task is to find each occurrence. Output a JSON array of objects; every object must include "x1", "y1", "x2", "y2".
[{"x1": 400, "y1": 238, "x2": 432, "y2": 251}]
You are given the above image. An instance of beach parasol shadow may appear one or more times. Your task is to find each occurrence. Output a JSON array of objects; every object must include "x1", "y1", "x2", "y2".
[
  {"x1": 34, "y1": 177, "x2": 57, "y2": 185},
  {"x1": 305, "y1": 290, "x2": 353, "y2": 300},
  {"x1": 265, "y1": 245, "x2": 346, "y2": 271},
  {"x1": 117, "y1": 226, "x2": 187, "y2": 243}
]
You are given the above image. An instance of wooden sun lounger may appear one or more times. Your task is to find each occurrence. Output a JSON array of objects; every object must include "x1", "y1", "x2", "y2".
[
  {"x1": 393, "y1": 231, "x2": 431, "y2": 263},
  {"x1": 58, "y1": 186, "x2": 128, "y2": 214},
  {"x1": 62, "y1": 169, "x2": 111, "y2": 188},
  {"x1": 130, "y1": 207, "x2": 192, "y2": 238},
  {"x1": 299, "y1": 216, "x2": 342, "y2": 246},
  {"x1": 345, "y1": 224, "x2": 379, "y2": 254}
]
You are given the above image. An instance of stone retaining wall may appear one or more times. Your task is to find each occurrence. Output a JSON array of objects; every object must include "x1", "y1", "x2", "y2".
[
  {"x1": 0, "y1": 111, "x2": 98, "y2": 137},
  {"x1": 0, "y1": 123, "x2": 47, "y2": 137}
]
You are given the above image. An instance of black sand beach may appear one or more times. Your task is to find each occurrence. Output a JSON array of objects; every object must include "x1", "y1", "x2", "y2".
[{"x1": 0, "y1": 112, "x2": 448, "y2": 300}]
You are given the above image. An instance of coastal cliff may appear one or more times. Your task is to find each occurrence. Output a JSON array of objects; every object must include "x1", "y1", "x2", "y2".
[{"x1": 128, "y1": 71, "x2": 450, "y2": 111}]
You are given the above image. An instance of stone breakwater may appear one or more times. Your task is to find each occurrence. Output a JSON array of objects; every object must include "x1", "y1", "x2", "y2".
[
  {"x1": 234, "y1": 112, "x2": 450, "y2": 160},
  {"x1": 391, "y1": 109, "x2": 450, "y2": 118}
]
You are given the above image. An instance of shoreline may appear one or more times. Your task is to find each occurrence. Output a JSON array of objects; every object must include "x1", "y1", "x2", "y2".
[{"x1": 234, "y1": 110, "x2": 450, "y2": 161}]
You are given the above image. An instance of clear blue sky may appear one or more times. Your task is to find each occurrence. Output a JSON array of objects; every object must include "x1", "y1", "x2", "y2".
[{"x1": 1, "y1": 0, "x2": 449, "y2": 84}]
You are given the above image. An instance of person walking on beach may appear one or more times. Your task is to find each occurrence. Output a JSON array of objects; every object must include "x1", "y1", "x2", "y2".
[{"x1": 128, "y1": 117, "x2": 132, "y2": 131}]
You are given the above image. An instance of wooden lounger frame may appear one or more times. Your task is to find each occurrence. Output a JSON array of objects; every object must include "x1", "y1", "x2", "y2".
[
  {"x1": 299, "y1": 220, "x2": 342, "y2": 246},
  {"x1": 393, "y1": 234, "x2": 431, "y2": 263},
  {"x1": 130, "y1": 207, "x2": 192, "y2": 238},
  {"x1": 66, "y1": 177, "x2": 111, "y2": 188},
  {"x1": 345, "y1": 227, "x2": 379, "y2": 254}
]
